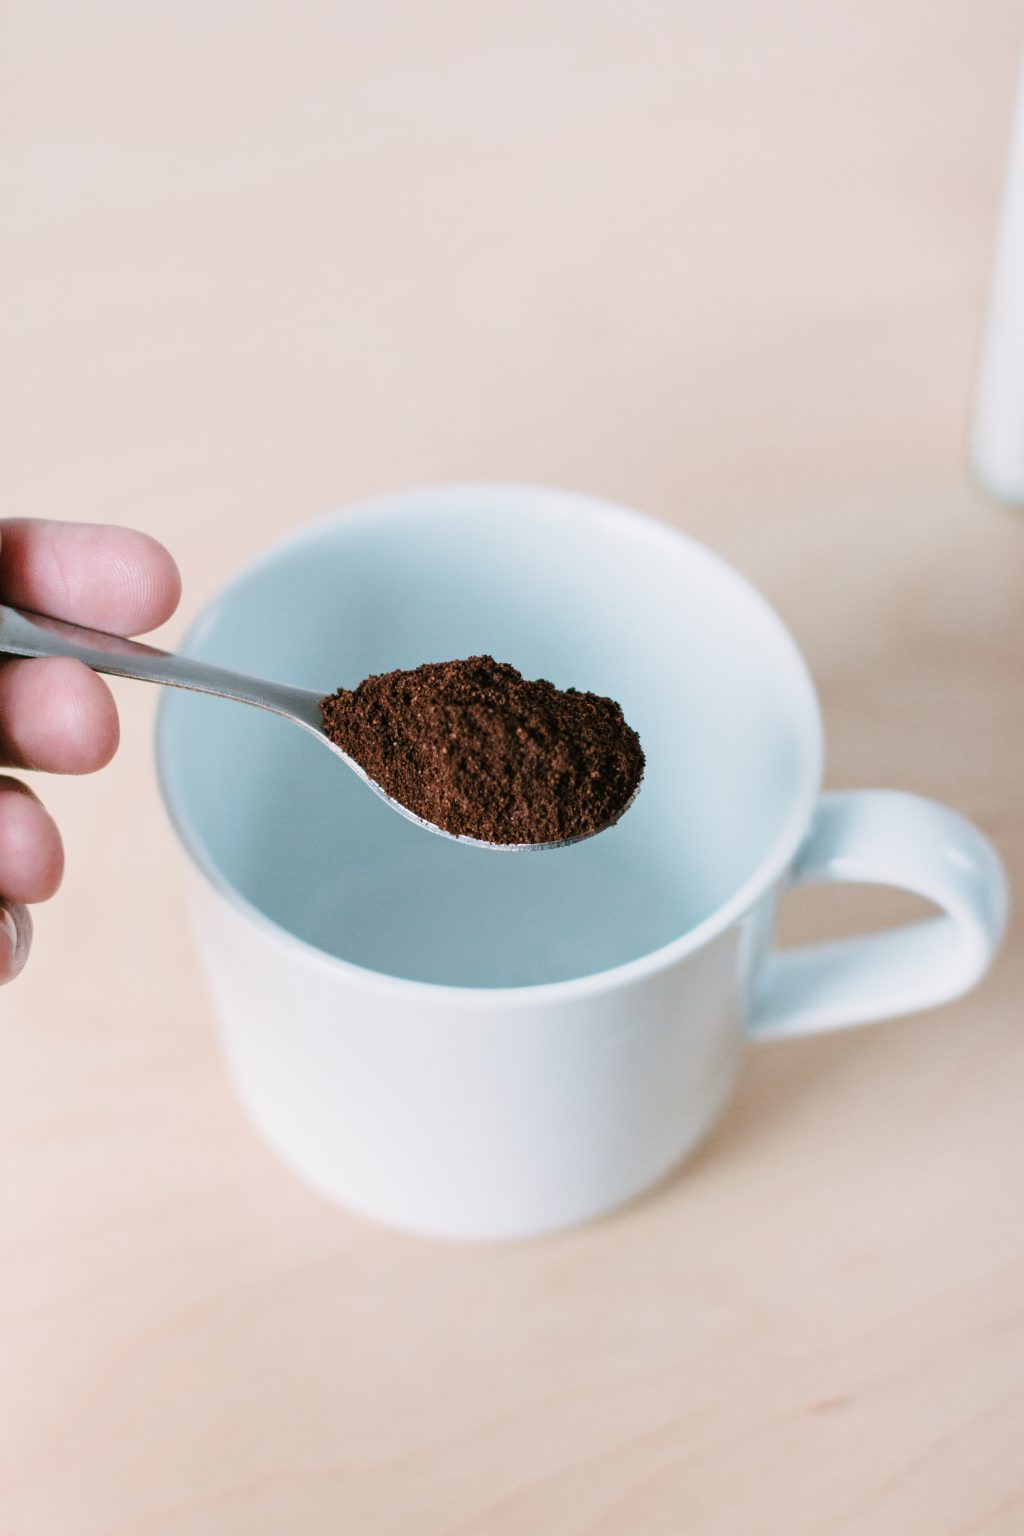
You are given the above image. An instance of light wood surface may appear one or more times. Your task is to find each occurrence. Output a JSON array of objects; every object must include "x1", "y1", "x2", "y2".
[{"x1": 3, "y1": 4, "x2": 1023, "y2": 1532}]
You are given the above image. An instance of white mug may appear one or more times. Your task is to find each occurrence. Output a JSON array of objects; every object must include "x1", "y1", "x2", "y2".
[{"x1": 156, "y1": 485, "x2": 1008, "y2": 1240}]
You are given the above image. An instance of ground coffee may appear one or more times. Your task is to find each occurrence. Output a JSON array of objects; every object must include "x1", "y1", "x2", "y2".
[{"x1": 319, "y1": 655, "x2": 644, "y2": 845}]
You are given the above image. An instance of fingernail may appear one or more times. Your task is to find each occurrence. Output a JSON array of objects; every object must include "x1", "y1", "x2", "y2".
[
  {"x1": 0, "y1": 901, "x2": 31, "y2": 983},
  {"x1": 0, "y1": 906, "x2": 16, "y2": 951}
]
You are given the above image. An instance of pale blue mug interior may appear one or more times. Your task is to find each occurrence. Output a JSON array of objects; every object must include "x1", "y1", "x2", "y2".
[{"x1": 157, "y1": 487, "x2": 819, "y2": 988}]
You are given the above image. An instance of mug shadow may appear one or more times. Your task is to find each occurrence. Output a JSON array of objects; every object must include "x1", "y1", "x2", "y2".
[{"x1": 606, "y1": 1020, "x2": 896, "y2": 1229}]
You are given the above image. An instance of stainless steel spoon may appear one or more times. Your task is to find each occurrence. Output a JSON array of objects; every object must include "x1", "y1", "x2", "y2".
[{"x1": 0, "y1": 603, "x2": 639, "y2": 851}]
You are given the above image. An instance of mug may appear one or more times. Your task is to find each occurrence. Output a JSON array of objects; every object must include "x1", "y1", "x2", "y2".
[{"x1": 156, "y1": 484, "x2": 1008, "y2": 1240}]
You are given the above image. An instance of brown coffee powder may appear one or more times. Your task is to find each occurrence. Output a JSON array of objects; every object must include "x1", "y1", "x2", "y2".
[{"x1": 319, "y1": 655, "x2": 644, "y2": 845}]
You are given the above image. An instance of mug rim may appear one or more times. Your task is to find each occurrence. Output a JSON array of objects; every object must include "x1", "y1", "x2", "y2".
[{"x1": 155, "y1": 482, "x2": 824, "y2": 1004}]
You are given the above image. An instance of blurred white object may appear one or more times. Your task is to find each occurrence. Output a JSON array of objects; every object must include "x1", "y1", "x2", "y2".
[{"x1": 972, "y1": 59, "x2": 1024, "y2": 503}]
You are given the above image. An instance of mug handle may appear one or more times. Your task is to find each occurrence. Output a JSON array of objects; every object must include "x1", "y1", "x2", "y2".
[{"x1": 749, "y1": 790, "x2": 1009, "y2": 1038}]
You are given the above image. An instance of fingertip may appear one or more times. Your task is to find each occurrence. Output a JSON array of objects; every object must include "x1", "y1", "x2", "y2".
[
  {"x1": 0, "y1": 781, "x2": 64, "y2": 902},
  {"x1": 110, "y1": 529, "x2": 183, "y2": 633},
  {"x1": 0, "y1": 519, "x2": 183, "y2": 636},
  {"x1": 67, "y1": 660, "x2": 120, "y2": 771},
  {"x1": 50, "y1": 659, "x2": 121, "y2": 772},
  {"x1": 0, "y1": 657, "x2": 120, "y2": 775}
]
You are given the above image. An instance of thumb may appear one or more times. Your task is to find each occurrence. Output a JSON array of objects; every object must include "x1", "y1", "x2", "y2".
[{"x1": 0, "y1": 900, "x2": 32, "y2": 984}]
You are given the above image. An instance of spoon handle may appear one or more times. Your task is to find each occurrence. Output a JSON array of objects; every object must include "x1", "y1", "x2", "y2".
[{"x1": 0, "y1": 604, "x2": 323, "y2": 726}]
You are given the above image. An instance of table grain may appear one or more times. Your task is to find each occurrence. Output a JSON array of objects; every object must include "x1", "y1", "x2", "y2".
[{"x1": 2, "y1": 4, "x2": 1023, "y2": 1532}]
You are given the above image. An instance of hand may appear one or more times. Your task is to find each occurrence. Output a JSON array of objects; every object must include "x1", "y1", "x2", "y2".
[{"x1": 0, "y1": 519, "x2": 181, "y2": 983}]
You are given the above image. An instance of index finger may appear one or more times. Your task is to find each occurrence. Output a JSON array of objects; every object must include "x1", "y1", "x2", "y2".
[{"x1": 0, "y1": 519, "x2": 181, "y2": 636}]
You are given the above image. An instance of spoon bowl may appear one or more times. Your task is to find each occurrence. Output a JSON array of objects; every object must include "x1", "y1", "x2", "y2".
[{"x1": 0, "y1": 603, "x2": 639, "y2": 851}]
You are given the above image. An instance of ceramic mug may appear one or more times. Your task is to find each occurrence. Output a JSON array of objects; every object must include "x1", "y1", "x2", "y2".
[{"x1": 156, "y1": 485, "x2": 1008, "y2": 1240}]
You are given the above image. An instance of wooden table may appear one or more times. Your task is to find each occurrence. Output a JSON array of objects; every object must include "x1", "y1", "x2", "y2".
[{"x1": 3, "y1": 4, "x2": 1023, "y2": 1531}]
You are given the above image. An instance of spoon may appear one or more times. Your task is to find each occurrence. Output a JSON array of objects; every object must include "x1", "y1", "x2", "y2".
[{"x1": 0, "y1": 603, "x2": 639, "y2": 851}]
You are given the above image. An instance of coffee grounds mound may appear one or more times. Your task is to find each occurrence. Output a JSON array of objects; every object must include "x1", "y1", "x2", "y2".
[{"x1": 319, "y1": 655, "x2": 644, "y2": 845}]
